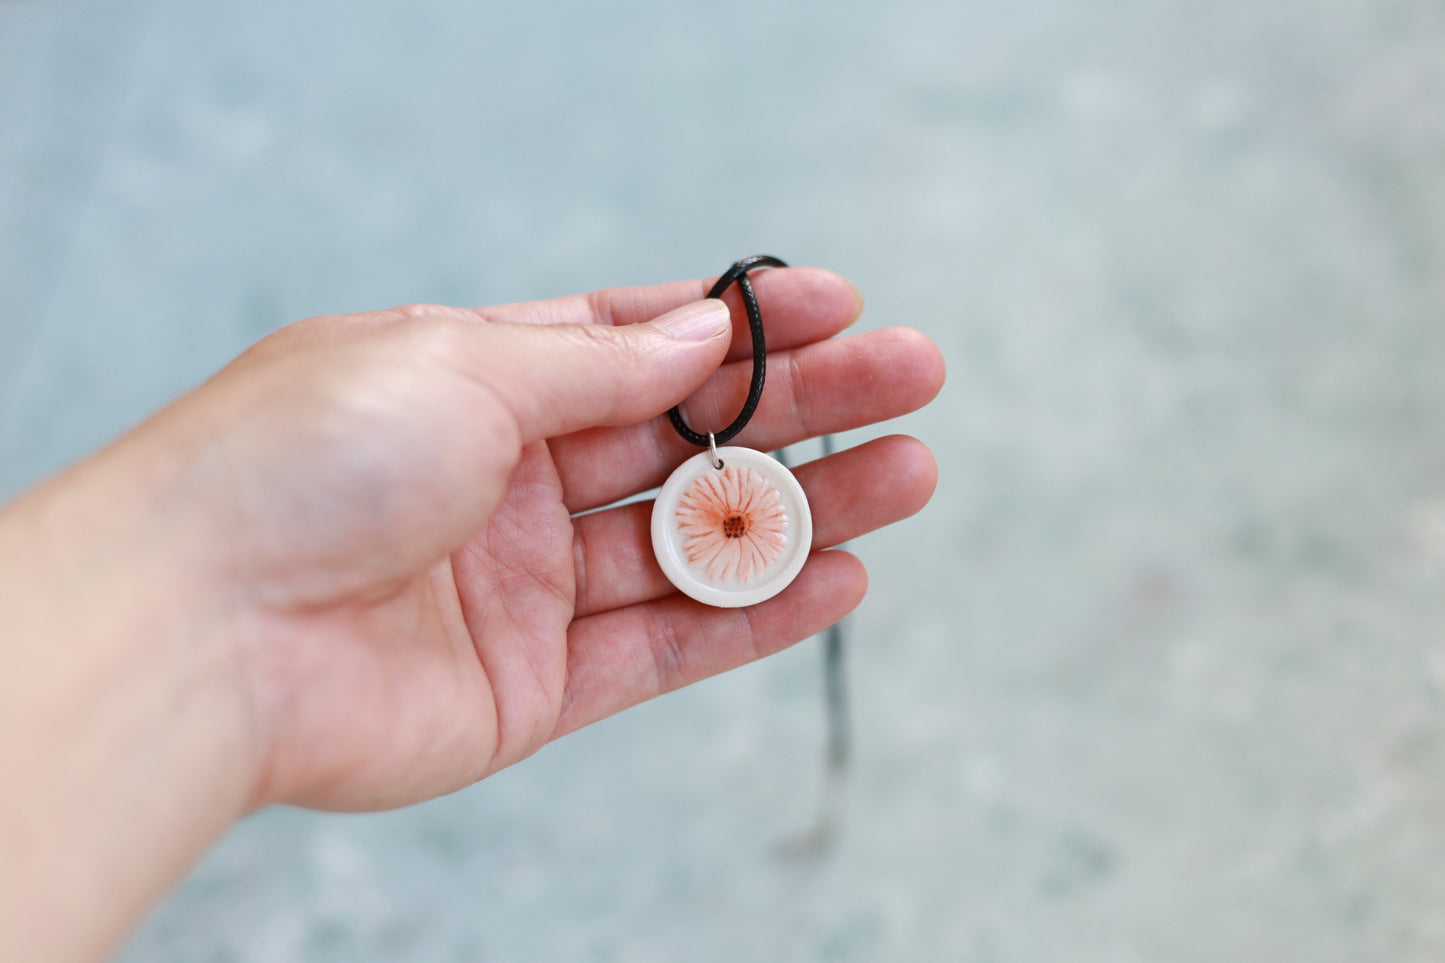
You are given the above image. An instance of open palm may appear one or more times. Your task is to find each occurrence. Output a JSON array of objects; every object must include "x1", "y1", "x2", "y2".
[{"x1": 186, "y1": 268, "x2": 943, "y2": 811}]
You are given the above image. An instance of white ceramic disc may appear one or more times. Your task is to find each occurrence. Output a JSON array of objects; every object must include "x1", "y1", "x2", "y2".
[{"x1": 651, "y1": 446, "x2": 813, "y2": 608}]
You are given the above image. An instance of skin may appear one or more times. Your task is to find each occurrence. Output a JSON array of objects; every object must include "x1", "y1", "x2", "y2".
[{"x1": 0, "y1": 267, "x2": 945, "y2": 962}]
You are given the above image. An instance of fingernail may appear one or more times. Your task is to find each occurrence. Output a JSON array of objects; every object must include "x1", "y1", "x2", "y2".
[
  {"x1": 655, "y1": 299, "x2": 730, "y2": 342},
  {"x1": 848, "y1": 280, "x2": 866, "y2": 320}
]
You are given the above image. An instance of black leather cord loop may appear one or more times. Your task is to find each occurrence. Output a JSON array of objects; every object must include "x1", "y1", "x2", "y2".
[{"x1": 667, "y1": 255, "x2": 787, "y2": 447}]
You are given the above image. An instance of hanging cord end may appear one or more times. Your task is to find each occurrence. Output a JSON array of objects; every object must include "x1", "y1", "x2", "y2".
[
  {"x1": 819, "y1": 430, "x2": 851, "y2": 777},
  {"x1": 772, "y1": 436, "x2": 853, "y2": 863}
]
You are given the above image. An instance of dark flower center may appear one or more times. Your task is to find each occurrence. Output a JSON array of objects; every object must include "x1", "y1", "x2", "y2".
[{"x1": 721, "y1": 514, "x2": 748, "y2": 538}]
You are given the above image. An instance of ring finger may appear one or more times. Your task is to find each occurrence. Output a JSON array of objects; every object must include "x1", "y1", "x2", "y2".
[{"x1": 569, "y1": 434, "x2": 937, "y2": 618}]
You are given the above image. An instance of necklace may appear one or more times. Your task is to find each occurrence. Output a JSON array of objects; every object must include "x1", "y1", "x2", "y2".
[{"x1": 650, "y1": 255, "x2": 813, "y2": 608}]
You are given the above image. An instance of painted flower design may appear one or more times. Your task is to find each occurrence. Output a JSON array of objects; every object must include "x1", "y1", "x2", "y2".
[{"x1": 675, "y1": 464, "x2": 789, "y2": 583}]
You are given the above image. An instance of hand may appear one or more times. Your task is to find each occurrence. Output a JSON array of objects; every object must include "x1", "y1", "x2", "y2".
[
  {"x1": 0, "y1": 267, "x2": 943, "y2": 960},
  {"x1": 201, "y1": 268, "x2": 943, "y2": 809}
]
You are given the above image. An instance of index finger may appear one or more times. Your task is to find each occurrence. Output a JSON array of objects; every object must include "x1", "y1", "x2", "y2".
[{"x1": 479, "y1": 266, "x2": 864, "y2": 363}]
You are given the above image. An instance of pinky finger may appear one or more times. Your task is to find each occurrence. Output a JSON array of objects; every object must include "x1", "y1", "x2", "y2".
[{"x1": 550, "y1": 551, "x2": 867, "y2": 739}]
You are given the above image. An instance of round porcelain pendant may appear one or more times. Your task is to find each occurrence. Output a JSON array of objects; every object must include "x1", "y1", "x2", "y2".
[{"x1": 651, "y1": 446, "x2": 812, "y2": 608}]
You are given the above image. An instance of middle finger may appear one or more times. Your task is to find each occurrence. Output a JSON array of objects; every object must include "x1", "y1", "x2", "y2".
[{"x1": 552, "y1": 326, "x2": 943, "y2": 512}]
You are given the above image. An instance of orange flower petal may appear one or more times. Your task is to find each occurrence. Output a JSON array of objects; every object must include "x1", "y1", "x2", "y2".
[{"x1": 674, "y1": 464, "x2": 790, "y2": 585}]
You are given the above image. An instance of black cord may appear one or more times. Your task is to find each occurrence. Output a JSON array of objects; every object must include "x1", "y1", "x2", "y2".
[
  {"x1": 672, "y1": 257, "x2": 853, "y2": 834},
  {"x1": 819, "y1": 431, "x2": 851, "y2": 775},
  {"x1": 667, "y1": 254, "x2": 787, "y2": 447}
]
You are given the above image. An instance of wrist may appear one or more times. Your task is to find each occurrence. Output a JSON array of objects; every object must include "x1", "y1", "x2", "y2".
[{"x1": 0, "y1": 430, "x2": 263, "y2": 960}]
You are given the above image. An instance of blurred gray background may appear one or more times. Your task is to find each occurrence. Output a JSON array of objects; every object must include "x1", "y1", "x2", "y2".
[{"x1": 6, "y1": 0, "x2": 1445, "y2": 959}]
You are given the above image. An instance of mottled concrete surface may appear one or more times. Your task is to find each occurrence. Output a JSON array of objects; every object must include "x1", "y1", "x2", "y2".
[{"x1": 6, "y1": 0, "x2": 1445, "y2": 959}]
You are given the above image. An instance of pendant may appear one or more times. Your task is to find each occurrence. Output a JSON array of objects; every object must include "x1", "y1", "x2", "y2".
[{"x1": 651, "y1": 446, "x2": 812, "y2": 608}]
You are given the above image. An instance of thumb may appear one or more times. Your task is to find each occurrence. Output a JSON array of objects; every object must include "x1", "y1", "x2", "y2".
[{"x1": 465, "y1": 299, "x2": 733, "y2": 443}]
